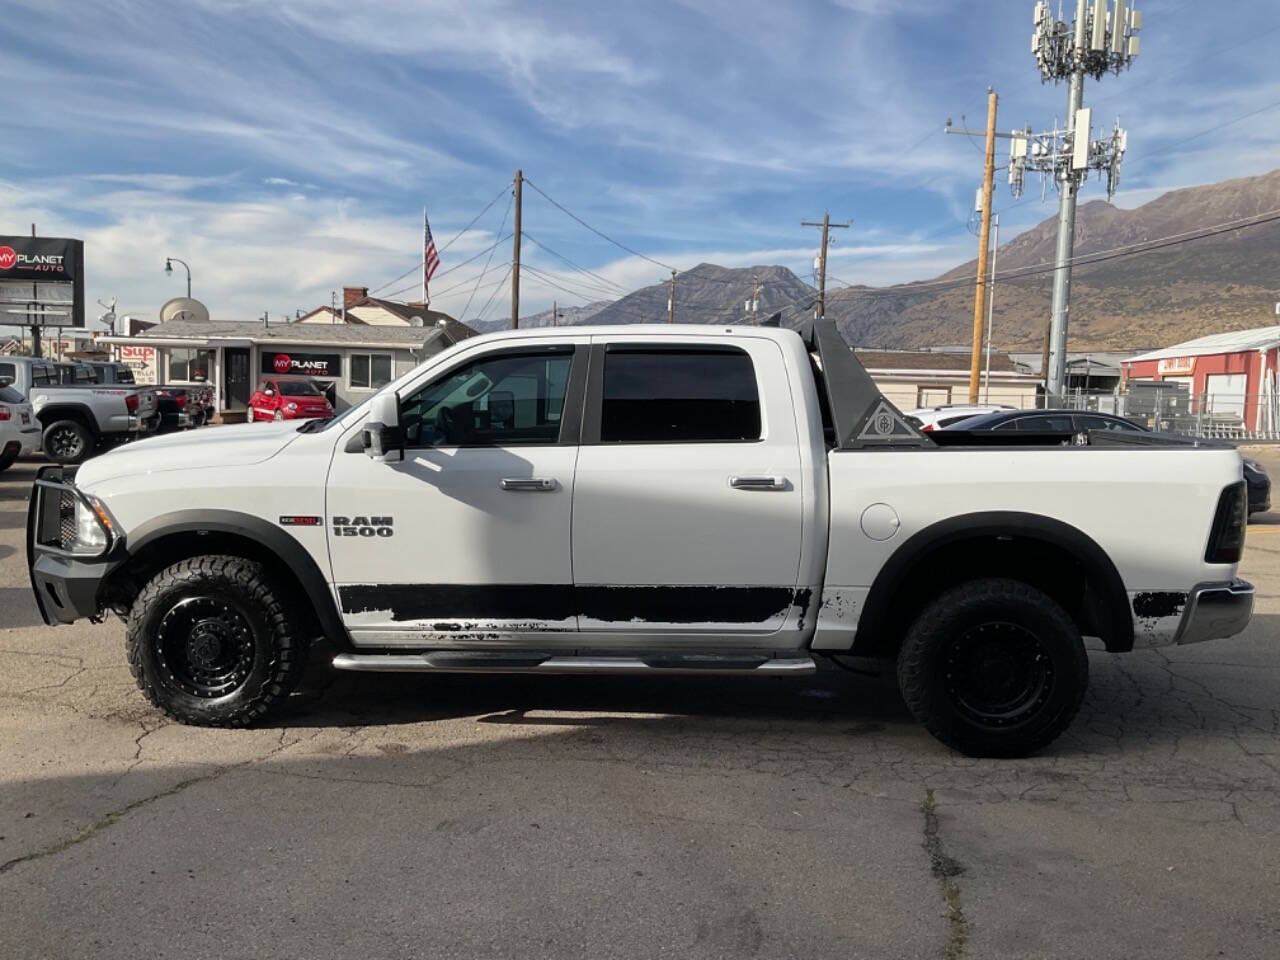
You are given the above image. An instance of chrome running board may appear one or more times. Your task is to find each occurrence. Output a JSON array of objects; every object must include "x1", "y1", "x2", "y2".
[{"x1": 331, "y1": 652, "x2": 816, "y2": 677}]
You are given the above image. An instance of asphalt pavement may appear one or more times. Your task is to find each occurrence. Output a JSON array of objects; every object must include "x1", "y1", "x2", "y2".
[{"x1": 2, "y1": 451, "x2": 1279, "y2": 959}]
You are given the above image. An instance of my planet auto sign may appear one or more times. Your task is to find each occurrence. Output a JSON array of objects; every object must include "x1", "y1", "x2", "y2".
[
  {"x1": 0, "y1": 236, "x2": 83, "y2": 280},
  {"x1": 261, "y1": 351, "x2": 340, "y2": 378}
]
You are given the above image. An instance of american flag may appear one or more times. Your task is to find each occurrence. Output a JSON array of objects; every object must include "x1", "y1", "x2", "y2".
[{"x1": 423, "y1": 208, "x2": 440, "y2": 303}]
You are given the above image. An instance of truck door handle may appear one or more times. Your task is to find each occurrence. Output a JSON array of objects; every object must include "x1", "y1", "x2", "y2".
[
  {"x1": 500, "y1": 478, "x2": 558, "y2": 492},
  {"x1": 729, "y1": 475, "x2": 787, "y2": 490}
]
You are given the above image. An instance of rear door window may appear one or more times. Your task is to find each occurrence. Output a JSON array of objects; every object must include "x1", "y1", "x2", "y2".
[
  {"x1": 1076, "y1": 414, "x2": 1141, "y2": 432},
  {"x1": 599, "y1": 348, "x2": 760, "y2": 443},
  {"x1": 1015, "y1": 414, "x2": 1075, "y2": 431}
]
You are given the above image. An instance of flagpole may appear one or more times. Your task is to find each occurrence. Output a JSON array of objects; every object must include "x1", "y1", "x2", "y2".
[{"x1": 422, "y1": 207, "x2": 428, "y2": 306}]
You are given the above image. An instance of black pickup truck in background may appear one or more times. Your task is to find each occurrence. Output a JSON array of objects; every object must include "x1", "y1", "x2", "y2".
[{"x1": 89, "y1": 362, "x2": 214, "y2": 431}]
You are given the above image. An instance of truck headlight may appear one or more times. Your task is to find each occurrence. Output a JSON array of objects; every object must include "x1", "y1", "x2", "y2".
[{"x1": 73, "y1": 497, "x2": 113, "y2": 553}]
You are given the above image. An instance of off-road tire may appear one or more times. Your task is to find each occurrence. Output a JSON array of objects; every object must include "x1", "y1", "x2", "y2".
[
  {"x1": 42, "y1": 419, "x2": 94, "y2": 465},
  {"x1": 896, "y1": 577, "x2": 1088, "y2": 758},
  {"x1": 126, "y1": 555, "x2": 308, "y2": 726}
]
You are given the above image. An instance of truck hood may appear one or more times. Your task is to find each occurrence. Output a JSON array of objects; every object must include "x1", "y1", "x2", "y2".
[{"x1": 75, "y1": 422, "x2": 302, "y2": 488}]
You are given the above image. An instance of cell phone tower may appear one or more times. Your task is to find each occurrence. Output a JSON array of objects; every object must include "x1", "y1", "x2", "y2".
[{"x1": 1007, "y1": 0, "x2": 1142, "y2": 401}]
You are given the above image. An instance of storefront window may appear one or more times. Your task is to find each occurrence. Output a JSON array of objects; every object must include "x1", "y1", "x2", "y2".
[
  {"x1": 169, "y1": 348, "x2": 214, "y2": 383},
  {"x1": 350, "y1": 352, "x2": 393, "y2": 390}
]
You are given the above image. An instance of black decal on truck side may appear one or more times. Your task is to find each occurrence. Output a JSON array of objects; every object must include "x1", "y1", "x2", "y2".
[
  {"x1": 1132, "y1": 592, "x2": 1188, "y2": 619},
  {"x1": 337, "y1": 584, "x2": 799, "y2": 624}
]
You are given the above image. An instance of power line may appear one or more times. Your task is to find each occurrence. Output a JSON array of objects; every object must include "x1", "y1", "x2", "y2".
[
  {"x1": 520, "y1": 230, "x2": 628, "y2": 293},
  {"x1": 369, "y1": 182, "x2": 511, "y2": 295},
  {"x1": 460, "y1": 192, "x2": 514, "y2": 323},
  {"x1": 379, "y1": 231, "x2": 513, "y2": 301},
  {"x1": 524, "y1": 177, "x2": 676, "y2": 271},
  {"x1": 474, "y1": 264, "x2": 512, "y2": 324},
  {"x1": 825, "y1": 206, "x2": 1280, "y2": 301}
]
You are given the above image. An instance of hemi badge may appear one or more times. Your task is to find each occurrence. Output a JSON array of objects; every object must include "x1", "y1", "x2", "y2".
[{"x1": 279, "y1": 516, "x2": 323, "y2": 527}]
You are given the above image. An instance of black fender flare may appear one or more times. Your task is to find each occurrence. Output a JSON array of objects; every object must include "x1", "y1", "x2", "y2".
[
  {"x1": 854, "y1": 511, "x2": 1133, "y2": 654},
  {"x1": 123, "y1": 509, "x2": 350, "y2": 649}
]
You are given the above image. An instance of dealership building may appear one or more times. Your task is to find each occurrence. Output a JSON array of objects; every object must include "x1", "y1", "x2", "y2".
[{"x1": 102, "y1": 312, "x2": 476, "y2": 422}]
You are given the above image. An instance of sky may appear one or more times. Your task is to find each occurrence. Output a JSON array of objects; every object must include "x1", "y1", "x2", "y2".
[{"x1": 1, "y1": 0, "x2": 1278, "y2": 331}]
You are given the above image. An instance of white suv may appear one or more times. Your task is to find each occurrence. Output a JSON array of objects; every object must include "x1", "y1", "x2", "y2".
[
  {"x1": 904, "y1": 403, "x2": 1015, "y2": 432},
  {"x1": 0, "y1": 382, "x2": 41, "y2": 471}
]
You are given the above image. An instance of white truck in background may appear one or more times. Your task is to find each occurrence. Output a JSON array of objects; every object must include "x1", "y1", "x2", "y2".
[{"x1": 28, "y1": 320, "x2": 1254, "y2": 756}]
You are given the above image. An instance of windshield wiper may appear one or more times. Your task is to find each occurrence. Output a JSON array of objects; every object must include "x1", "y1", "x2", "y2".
[{"x1": 296, "y1": 417, "x2": 334, "y2": 433}]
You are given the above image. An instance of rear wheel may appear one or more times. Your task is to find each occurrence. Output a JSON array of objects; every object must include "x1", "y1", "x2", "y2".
[
  {"x1": 896, "y1": 577, "x2": 1087, "y2": 758},
  {"x1": 126, "y1": 555, "x2": 308, "y2": 726},
  {"x1": 42, "y1": 419, "x2": 94, "y2": 465}
]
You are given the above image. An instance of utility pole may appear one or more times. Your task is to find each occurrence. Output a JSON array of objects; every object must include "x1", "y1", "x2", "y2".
[
  {"x1": 1012, "y1": 0, "x2": 1141, "y2": 401},
  {"x1": 748, "y1": 274, "x2": 760, "y2": 325},
  {"x1": 962, "y1": 88, "x2": 1000, "y2": 404},
  {"x1": 511, "y1": 169, "x2": 522, "y2": 329},
  {"x1": 802, "y1": 212, "x2": 849, "y2": 319},
  {"x1": 667, "y1": 270, "x2": 677, "y2": 323},
  {"x1": 982, "y1": 213, "x2": 1000, "y2": 404}
]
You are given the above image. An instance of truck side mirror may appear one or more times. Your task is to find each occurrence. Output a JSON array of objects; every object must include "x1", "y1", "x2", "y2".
[{"x1": 363, "y1": 392, "x2": 404, "y2": 463}]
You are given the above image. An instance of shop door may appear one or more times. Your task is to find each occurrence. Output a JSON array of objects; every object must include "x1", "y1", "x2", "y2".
[{"x1": 223, "y1": 348, "x2": 250, "y2": 411}]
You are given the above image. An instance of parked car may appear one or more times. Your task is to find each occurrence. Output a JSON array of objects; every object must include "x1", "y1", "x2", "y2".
[
  {"x1": 0, "y1": 383, "x2": 41, "y2": 471},
  {"x1": 0, "y1": 356, "x2": 60, "y2": 399},
  {"x1": 941, "y1": 409, "x2": 1146, "y2": 433},
  {"x1": 29, "y1": 320, "x2": 1255, "y2": 757},
  {"x1": 28, "y1": 381, "x2": 159, "y2": 465},
  {"x1": 904, "y1": 403, "x2": 1015, "y2": 431},
  {"x1": 249, "y1": 377, "x2": 334, "y2": 422},
  {"x1": 948, "y1": 409, "x2": 1271, "y2": 514}
]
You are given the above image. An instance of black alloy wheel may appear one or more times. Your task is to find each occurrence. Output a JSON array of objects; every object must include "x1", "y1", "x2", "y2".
[
  {"x1": 154, "y1": 596, "x2": 256, "y2": 699},
  {"x1": 943, "y1": 622, "x2": 1053, "y2": 729}
]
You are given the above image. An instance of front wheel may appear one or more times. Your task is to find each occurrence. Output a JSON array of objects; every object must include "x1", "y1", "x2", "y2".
[
  {"x1": 42, "y1": 419, "x2": 94, "y2": 465},
  {"x1": 126, "y1": 555, "x2": 308, "y2": 726},
  {"x1": 896, "y1": 578, "x2": 1087, "y2": 758}
]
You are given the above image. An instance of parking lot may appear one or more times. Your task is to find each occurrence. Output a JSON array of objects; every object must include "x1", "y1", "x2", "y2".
[{"x1": 2, "y1": 452, "x2": 1279, "y2": 960}]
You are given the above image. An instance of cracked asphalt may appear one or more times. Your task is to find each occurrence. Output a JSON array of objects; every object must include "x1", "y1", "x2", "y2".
[{"x1": 3, "y1": 452, "x2": 1280, "y2": 959}]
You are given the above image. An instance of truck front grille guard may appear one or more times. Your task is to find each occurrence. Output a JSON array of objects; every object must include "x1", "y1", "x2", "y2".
[{"x1": 29, "y1": 465, "x2": 114, "y2": 558}]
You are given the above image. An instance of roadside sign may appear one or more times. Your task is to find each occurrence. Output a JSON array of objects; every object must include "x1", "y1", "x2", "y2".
[{"x1": 119, "y1": 344, "x2": 157, "y2": 385}]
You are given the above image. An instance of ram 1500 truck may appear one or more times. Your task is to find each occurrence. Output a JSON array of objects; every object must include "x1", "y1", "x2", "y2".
[
  {"x1": 29, "y1": 381, "x2": 159, "y2": 464},
  {"x1": 26, "y1": 321, "x2": 1255, "y2": 756}
]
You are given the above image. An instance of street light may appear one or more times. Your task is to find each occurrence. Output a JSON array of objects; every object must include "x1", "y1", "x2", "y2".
[{"x1": 164, "y1": 257, "x2": 191, "y2": 299}]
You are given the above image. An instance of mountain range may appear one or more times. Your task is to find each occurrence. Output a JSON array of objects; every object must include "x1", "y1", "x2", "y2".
[{"x1": 474, "y1": 168, "x2": 1280, "y2": 351}]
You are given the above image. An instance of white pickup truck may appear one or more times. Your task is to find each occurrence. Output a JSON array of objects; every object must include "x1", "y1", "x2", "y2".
[{"x1": 27, "y1": 321, "x2": 1254, "y2": 756}]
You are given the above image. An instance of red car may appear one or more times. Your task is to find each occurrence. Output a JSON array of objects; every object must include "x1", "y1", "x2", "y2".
[{"x1": 249, "y1": 377, "x2": 334, "y2": 422}]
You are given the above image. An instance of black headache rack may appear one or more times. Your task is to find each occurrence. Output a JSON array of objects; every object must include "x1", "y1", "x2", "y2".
[{"x1": 799, "y1": 319, "x2": 931, "y2": 451}]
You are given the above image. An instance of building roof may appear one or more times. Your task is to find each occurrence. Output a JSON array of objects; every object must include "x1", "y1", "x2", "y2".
[
  {"x1": 103, "y1": 316, "x2": 477, "y2": 351},
  {"x1": 854, "y1": 349, "x2": 1020, "y2": 373},
  {"x1": 1125, "y1": 324, "x2": 1280, "y2": 364}
]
